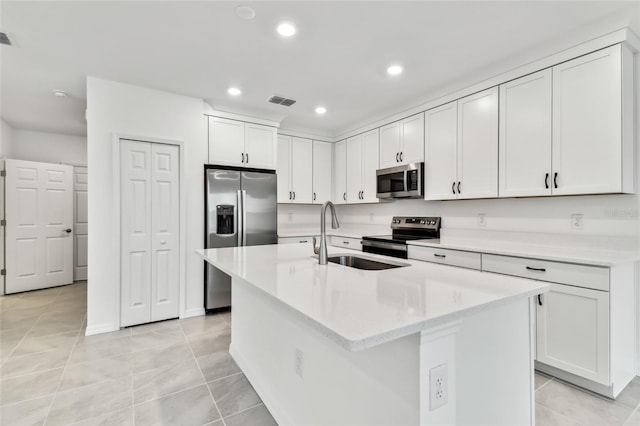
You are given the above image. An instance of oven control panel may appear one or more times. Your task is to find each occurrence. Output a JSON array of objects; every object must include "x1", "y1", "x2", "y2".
[{"x1": 390, "y1": 216, "x2": 441, "y2": 229}]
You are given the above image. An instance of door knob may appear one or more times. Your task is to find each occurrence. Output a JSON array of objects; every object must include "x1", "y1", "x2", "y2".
[
  {"x1": 160, "y1": 240, "x2": 167, "y2": 245},
  {"x1": 64, "y1": 229, "x2": 72, "y2": 233}
]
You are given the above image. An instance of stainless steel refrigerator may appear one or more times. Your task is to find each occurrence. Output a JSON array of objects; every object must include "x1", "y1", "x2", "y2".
[{"x1": 205, "y1": 165, "x2": 277, "y2": 311}]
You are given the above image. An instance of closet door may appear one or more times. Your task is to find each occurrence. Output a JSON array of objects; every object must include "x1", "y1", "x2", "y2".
[
  {"x1": 73, "y1": 166, "x2": 88, "y2": 281},
  {"x1": 120, "y1": 140, "x2": 152, "y2": 327},
  {"x1": 150, "y1": 143, "x2": 180, "y2": 322}
]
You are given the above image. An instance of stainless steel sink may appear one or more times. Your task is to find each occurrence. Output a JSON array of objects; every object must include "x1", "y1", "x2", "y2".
[{"x1": 327, "y1": 255, "x2": 408, "y2": 270}]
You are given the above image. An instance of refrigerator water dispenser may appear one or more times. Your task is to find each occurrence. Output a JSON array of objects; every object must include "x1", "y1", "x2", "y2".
[{"x1": 216, "y1": 205, "x2": 234, "y2": 235}]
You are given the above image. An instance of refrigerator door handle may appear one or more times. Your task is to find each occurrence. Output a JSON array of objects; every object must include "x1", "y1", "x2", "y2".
[
  {"x1": 236, "y1": 189, "x2": 243, "y2": 247},
  {"x1": 241, "y1": 189, "x2": 247, "y2": 246}
]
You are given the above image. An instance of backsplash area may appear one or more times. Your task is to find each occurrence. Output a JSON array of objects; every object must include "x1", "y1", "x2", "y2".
[{"x1": 278, "y1": 193, "x2": 639, "y2": 250}]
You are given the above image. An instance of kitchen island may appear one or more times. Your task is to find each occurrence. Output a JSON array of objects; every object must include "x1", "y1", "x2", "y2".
[{"x1": 197, "y1": 244, "x2": 548, "y2": 425}]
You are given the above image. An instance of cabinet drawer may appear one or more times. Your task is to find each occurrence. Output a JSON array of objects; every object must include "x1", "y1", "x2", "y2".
[
  {"x1": 408, "y1": 245, "x2": 481, "y2": 270},
  {"x1": 329, "y1": 236, "x2": 362, "y2": 251},
  {"x1": 482, "y1": 254, "x2": 609, "y2": 291},
  {"x1": 278, "y1": 236, "x2": 316, "y2": 245}
]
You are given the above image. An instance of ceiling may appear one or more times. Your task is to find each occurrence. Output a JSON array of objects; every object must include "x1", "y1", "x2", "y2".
[{"x1": 1, "y1": 1, "x2": 639, "y2": 138}]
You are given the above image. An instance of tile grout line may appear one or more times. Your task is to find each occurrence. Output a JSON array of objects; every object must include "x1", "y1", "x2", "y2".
[
  {"x1": 622, "y1": 401, "x2": 640, "y2": 426},
  {"x1": 224, "y1": 402, "x2": 265, "y2": 420},
  {"x1": 0, "y1": 304, "x2": 50, "y2": 369},
  {"x1": 178, "y1": 319, "x2": 227, "y2": 426}
]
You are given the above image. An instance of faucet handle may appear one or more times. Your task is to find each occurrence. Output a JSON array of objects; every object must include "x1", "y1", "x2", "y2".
[{"x1": 312, "y1": 236, "x2": 320, "y2": 255}]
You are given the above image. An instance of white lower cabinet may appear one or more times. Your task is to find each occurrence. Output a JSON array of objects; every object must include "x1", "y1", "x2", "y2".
[
  {"x1": 482, "y1": 253, "x2": 635, "y2": 397},
  {"x1": 407, "y1": 245, "x2": 481, "y2": 270},
  {"x1": 536, "y1": 283, "x2": 609, "y2": 385}
]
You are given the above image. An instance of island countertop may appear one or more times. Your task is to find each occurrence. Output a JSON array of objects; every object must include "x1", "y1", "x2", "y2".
[{"x1": 196, "y1": 244, "x2": 548, "y2": 351}]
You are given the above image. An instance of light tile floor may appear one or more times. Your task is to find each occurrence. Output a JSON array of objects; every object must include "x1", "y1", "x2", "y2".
[
  {"x1": 2, "y1": 282, "x2": 640, "y2": 426},
  {"x1": 0, "y1": 282, "x2": 276, "y2": 426}
]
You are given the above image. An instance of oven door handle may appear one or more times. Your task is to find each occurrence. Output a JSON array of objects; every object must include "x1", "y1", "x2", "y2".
[{"x1": 361, "y1": 240, "x2": 408, "y2": 252}]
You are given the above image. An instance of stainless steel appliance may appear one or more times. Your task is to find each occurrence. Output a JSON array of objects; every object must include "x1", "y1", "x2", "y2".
[
  {"x1": 362, "y1": 216, "x2": 440, "y2": 259},
  {"x1": 376, "y1": 162, "x2": 424, "y2": 199},
  {"x1": 205, "y1": 165, "x2": 277, "y2": 310}
]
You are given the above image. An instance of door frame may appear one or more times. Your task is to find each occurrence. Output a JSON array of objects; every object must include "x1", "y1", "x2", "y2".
[{"x1": 112, "y1": 134, "x2": 186, "y2": 329}]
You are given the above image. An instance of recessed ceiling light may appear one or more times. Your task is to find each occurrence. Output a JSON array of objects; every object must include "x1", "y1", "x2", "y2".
[
  {"x1": 386, "y1": 64, "x2": 404, "y2": 76},
  {"x1": 315, "y1": 106, "x2": 327, "y2": 115},
  {"x1": 52, "y1": 90, "x2": 68, "y2": 98},
  {"x1": 277, "y1": 22, "x2": 296, "y2": 37},
  {"x1": 236, "y1": 6, "x2": 255, "y2": 20},
  {"x1": 227, "y1": 87, "x2": 242, "y2": 96}
]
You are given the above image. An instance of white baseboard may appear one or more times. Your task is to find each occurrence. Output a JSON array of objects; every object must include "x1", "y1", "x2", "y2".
[
  {"x1": 182, "y1": 307, "x2": 205, "y2": 319},
  {"x1": 229, "y1": 343, "x2": 292, "y2": 426},
  {"x1": 84, "y1": 323, "x2": 119, "y2": 336}
]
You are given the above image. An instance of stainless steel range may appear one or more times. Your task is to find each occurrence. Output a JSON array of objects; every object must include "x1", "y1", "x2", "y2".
[{"x1": 362, "y1": 216, "x2": 441, "y2": 259}]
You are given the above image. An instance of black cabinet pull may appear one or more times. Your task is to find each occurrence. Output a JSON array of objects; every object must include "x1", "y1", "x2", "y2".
[
  {"x1": 399, "y1": 152, "x2": 403, "y2": 162},
  {"x1": 553, "y1": 172, "x2": 558, "y2": 189},
  {"x1": 289, "y1": 191, "x2": 292, "y2": 200},
  {"x1": 396, "y1": 153, "x2": 400, "y2": 162},
  {"x1": 246, "y1": 153, "x2": 249, "y2": 163},
  {"x1": 538, "y1": 295, "x2": 543, "y2": 306},
  {"x1": 299, "y1": 240, "x2": 308, "y2": 243},
  {"x1": 452, "y1": 182, "x2": 456, "y2": 194},
  {"x1": 457, "y1": 181, "x2": 461, "y2": 194},
  {"x1": 313, "y1": 192, "x2": 316, "y2": 201},
  {"x1": 545, "y1": 173, "x2": 549, "y2": 189},
  {"x1": 343, "y1": 192, "x2": 346, "y2": 201},
  {"x1": 241, "y1": 153, "x2": 245, "y2": 163},
  {"x1": 434, "y1": 254, "x2": 446, "y2": 258},
  {"x1": 526, "y1": 266, "x2": 546, "y2": 272},
  {"x1": 343, "y1": 241, "x2": 349, "y2": 244},
  {"x1": 292, "y1": 191, "x2": 296, "y2": 200}
]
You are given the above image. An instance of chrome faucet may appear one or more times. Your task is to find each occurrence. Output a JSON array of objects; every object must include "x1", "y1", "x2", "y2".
[{"x1": 312, "y1": 201, "x2": 340, "y2": 265}]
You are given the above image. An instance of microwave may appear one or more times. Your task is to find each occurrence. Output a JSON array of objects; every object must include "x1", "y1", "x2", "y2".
[{"x1": 376, "y1": 162, "x2": 424, "y2": 199}]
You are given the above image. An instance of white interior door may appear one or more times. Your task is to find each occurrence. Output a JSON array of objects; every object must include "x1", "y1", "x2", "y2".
[
  {"x1": 120, "y1": 140, "x2": 153, "y2": 326},
  {"x1": 73, "y1": 166, "x2": 88, "y2": 281},
  {"x1": 5, "y1": 159, "x2": 73, "y2": 294},
  {"x1": 150, "y1": 143, "x2": 180, "y2": 322}
]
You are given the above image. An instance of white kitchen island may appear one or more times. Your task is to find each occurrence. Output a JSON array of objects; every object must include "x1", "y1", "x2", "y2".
[{"x1": 197, "y1": 244, "x2": 548, "y2": 426}]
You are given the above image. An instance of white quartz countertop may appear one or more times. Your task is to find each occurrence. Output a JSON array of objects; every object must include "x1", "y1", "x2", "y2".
[
  {"x1": 407, "y1": 239, "x2": 639, "y2": 267},
  {"x1": 196, "y1": 244, "x2": 548, "y2": 351}
]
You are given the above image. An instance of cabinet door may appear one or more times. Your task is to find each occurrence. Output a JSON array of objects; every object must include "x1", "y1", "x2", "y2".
[
  {"x1": 379, "y1": 121, "x2": 401, "y2": 168},
  {"x1": 208, "y1": 117, "x2": 245, "y2": 166},
  {"x1": 333, "y1": 140, "x2": 347, "y2": 204},
  {"x1": 536, "y1": 283, "x2": 609, "y2": 386},
  {"x1": 552, "y1": 45, "x2": 622, "y2": 195},
  {"x1": 400, "y1": 113, "x2": 424, "y2": 165},
  {"x1": 313, "y1": 141, "x2": 332, "y2": 204},
  {"x1": 499, "y1": 69, "x2": 552, "y2": 197},
  {"x1": 425, "y1": 101, "x2": 458, "y2": 200},
  {"x1": 291, "y1": 137, "x2": 313, "y2": 204},
  {"x1": 361, "y1": 129, "x2": 380, "y2": 203},
  {"x1": 457, "y1": 87, "x2": 499, "y2": 199},
  {"x1": 245, "y1": 123, "x2": 277, "y2": 170},
  {"x1": 277, "y1": 135, "x2": 292, "y2": 203},
  {"x1": 346, "y1": 135, "x2": 363, "y2": 204}
]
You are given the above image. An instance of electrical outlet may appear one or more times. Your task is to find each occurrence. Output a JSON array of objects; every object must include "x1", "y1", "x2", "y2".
[
  {"x1": 571, "y1": 214, "x2": 584, "y2": 230},
  {"x1": 477, "y1": 213, "x2": 487, "y2": 227},
  {"x1": 429, "y1": 363, "x2": 448, "y2": 410},
  {"x1": 295, "y1": 348, "x2": 304, "y2": 378}
]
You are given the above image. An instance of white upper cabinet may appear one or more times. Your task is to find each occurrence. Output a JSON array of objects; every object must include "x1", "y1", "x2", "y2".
[
  {"x1": 277, "y1": 135, "x2": 312, "y2": 204},
  {"x1": 424, "y1": 88, "x2": 498, "y2": 200},
  {"x1": 552, "y1": 44, "x2": 633, "y2": 195},
  {"x1": 379, "y1": 113, "x2": 424, "y2": 168},
  {"x1": 499, "y1": 69, "x2": 552, "y2": 197},
  {"x1": 312, "y1": 141, "x2": 332, "y2": 204},
  {"x1": 345, "y1": 129, "x2": 380, "y2": 204},
  {"x1": 333, "y1": 140, "x2": 347, "y2": 204},
  {"x1": 457, "y1": 87, "x2": 499, "y2": 199},
  {"x1": 208, "y1": 117, "x2": 277, "y2": 170},
  {"x1": 425, "y1": 101, "x2": 458, "y2": 200}
]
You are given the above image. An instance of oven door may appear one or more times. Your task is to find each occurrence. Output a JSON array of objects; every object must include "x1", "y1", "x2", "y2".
[
  {"x1": 361, "y1": 239, "x2": 408, "y2": 259},
  {"x1": 376, "y1": 163, "x2": 423, "y2": 199}
]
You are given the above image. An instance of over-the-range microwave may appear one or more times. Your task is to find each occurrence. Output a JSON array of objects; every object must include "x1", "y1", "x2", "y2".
[{"x1": 376, "y1": 162, "x2": 424, "y2": 199}]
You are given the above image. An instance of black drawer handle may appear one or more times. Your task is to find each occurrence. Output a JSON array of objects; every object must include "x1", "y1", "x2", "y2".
[
  {"x1": 434, "y1": 254, "x2": 446, "y2": 258},
  {"x1": 526, "y1": 266, "x2": 546, "y2": 272},
  {"x1": 343, "y1": 241, "x2": 349, "y2": 244},
  {"x1": 299, "y1": 240, "x2": 308, "y2": 243},
  {"x1": 538, "y1": 294, "x2": 543, "y2": 306}
]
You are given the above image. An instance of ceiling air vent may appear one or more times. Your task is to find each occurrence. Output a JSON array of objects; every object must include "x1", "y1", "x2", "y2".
[
  {"x1": 268, "y1": 95, "x2": 296, "y2": 107},
  {"x1": 0, "y1": 32, "x2": 12, "y2": 46}
]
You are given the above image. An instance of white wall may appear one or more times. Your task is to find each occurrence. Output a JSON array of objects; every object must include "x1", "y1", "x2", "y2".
[
  {"x1": 86, "y1": 76, "x2": 207, "y2": 334},
  {"x1": 0, "y1": 118, "x2": 13, "y2": 158},
  {"x1": 8, "y1": 129, "x2": 86, "y2": 165}
]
